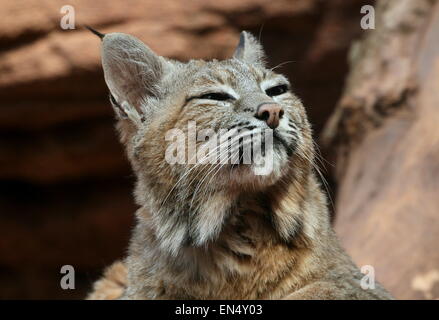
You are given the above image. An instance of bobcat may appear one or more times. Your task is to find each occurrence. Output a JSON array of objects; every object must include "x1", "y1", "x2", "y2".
[{"x1": 87, "y1": 29, "x2": 392, "y2": 300}]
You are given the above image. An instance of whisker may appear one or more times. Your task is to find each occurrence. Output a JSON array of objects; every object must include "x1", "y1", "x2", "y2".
[{"x1": 270, "y1": 60, "x2": 295, "y2": 71}]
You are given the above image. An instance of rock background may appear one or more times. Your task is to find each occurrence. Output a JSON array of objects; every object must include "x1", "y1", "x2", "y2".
[
  {"x1": 1, "y1": 0, "x2": 374, "y2": 299},
  {"x1": 323, "y1": 0, "x2": 439, "y2": 300}
]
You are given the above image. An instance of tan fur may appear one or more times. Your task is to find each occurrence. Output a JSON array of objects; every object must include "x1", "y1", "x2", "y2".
[
  {"x1": 86, "y1": 261, "x2": 127, "y2": 300},
  {"x1": 87, "y1": 31, "x2": 393, "y2": 300}
]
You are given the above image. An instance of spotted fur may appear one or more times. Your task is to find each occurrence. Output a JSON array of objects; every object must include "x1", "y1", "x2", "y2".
[{"x1": 88, "y1": 31, "x2": 392, "y2": 300}]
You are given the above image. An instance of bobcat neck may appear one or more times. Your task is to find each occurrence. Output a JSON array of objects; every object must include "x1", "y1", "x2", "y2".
[{"x1": 124, "y1": 172, "x2": 334, "y2": 299}]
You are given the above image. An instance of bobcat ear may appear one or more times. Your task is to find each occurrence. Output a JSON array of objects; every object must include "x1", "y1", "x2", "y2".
[
  {"x1": 100, "y1": 33, "x2": 166, "y2": 122},
  {"x1": 233, "y1": 31, "x2": 266, "y2": 67}
]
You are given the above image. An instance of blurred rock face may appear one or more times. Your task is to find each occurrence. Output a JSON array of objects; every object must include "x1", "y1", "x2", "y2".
[
  {"x1": 323, "y1": 0, "x2": 439, "y2": 300},
  {"x1": 0, "y1": 0, "x2": 369, "y2": 298}
]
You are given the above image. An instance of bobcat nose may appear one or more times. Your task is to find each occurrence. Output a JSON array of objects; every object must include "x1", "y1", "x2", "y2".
[{"x1": 255, "y1": 103, "x2": 284, "y2": 129}]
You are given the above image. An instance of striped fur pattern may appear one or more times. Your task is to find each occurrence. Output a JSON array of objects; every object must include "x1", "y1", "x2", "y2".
[{"x1": 88, "y1": 31, "x2": 392, "y2": 299}]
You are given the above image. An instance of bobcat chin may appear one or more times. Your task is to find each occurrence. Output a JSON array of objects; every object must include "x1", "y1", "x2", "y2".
[{"x1": 87, "y1": 30, "x2": 392, "y2": 300}]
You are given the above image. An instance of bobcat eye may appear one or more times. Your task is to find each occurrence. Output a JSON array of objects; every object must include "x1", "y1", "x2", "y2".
[
  {"x1": 198, "y1": 92, "x2": 234, "y2": 101},
  {"x1": 265, "y1": 84, "x2": 288, "y2": 97}
]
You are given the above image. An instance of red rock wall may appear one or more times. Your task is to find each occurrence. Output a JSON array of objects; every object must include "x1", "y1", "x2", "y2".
[{"x1": 0, "y1": 0, "x2": 370, "y2": 298}]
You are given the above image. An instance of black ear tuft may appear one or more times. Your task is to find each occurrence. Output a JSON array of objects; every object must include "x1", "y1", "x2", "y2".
[
  {"x1": 85, "y1": 25, "x2": 105, "y2": 40},
  {"x1": 233, "y1": 32, "x2": 246, "y2": 60}
]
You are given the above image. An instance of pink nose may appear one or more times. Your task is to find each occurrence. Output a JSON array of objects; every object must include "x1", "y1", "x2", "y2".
[{"x1": 255, "y1": 103, "x2": 284, "y2": 129}]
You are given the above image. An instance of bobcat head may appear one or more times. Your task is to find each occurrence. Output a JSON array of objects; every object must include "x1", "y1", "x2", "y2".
[{"x1": 97, "y1": 30, "x2": 315, "y2": 255}]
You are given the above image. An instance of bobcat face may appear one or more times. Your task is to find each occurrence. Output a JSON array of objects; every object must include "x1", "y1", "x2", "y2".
[
  {"x1": 176, "y1": 59, "x2": 308, "y2": 189},
  {"x1": 101, "y1": 31, "x2": 313, "y2": 194}
]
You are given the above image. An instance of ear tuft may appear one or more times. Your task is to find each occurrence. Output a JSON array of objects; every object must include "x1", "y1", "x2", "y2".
[
  {"x1": 85, "y1": 25, "x2": 105, "y2": 40},
  {"x1": 233, "y1": 31, "x2": 266, "y2": 67}
]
